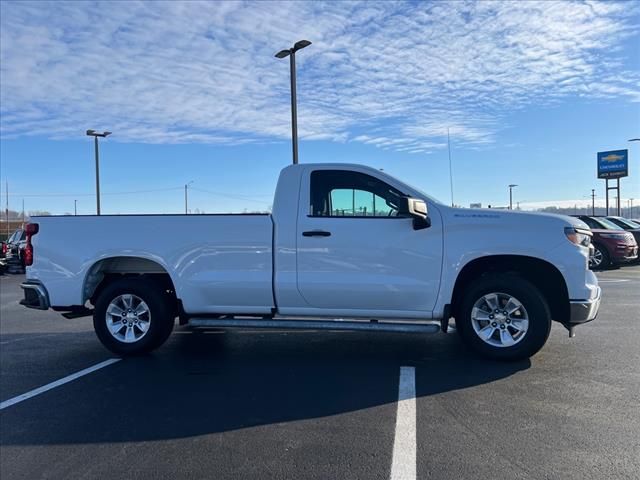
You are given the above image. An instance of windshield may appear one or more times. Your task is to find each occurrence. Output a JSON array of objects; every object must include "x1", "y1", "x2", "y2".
[
  {"x1": 394, "y1": 178, "x2": 445, "y2": 206},
  {"x1": 609, "y1": 217, "x2": 639, "y2": 229},
  {"x1": 8, "y1": 230, "x2": 21, "y2": 243},
  {"x1": 592, "y1": 217, "x2": 624, "y2": 230}
]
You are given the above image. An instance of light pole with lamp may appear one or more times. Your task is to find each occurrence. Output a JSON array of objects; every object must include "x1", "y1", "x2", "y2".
[
  {"x1": 275, "y1": 40, "x2": 312, "y2": 165},
  {"x1": 628, "y1": 139, "x2": 639, "y2": 217},
  {"x1": 508, "y1": 184, "x2": 518, "y2": 210},
  {"x1": 86, "y1": 130, "x2": 111, "y2": 215}
]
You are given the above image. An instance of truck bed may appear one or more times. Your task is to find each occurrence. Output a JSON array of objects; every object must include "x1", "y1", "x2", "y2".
[{"x1": 29, "y1": 214, "x2": 274, "y2": 314}]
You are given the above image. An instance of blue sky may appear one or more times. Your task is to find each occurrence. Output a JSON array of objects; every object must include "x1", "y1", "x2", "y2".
[{"x1": 1, "y1": 0, "x2": 639, "y2": 215}]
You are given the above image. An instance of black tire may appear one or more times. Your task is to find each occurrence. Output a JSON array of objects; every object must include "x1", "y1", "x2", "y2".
[
  {"x1": 590, "y1": 243, "x2": 610, "y2": 270},
  {"x1": 93, "y1": 277, "x2": 175, "y2": 356},
  {"x1": 455, "y1": 274, "x2": 552, "y2": 361}
]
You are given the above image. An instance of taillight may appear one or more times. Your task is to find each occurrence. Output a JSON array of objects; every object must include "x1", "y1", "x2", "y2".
[
  {"x1": 1, "y1": 242, "x2": 6, "y2": 255},
  {"x1": 25, "y1": 223, "x2": 39, "y2": 236},
  {"x1": 24, "y1": 244, "x2": 33, "y2": 266},
  {"x1": 24, "y1": 223, "x2": 39, "y2": 267}
]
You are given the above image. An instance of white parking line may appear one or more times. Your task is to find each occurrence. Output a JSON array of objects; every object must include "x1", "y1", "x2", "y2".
[
  {"x1": 390, "y1": 366, "x2": 416, "y2": 480},
  {"x1": 0, "y1": 358, "x2": 121, "y2": 410}
]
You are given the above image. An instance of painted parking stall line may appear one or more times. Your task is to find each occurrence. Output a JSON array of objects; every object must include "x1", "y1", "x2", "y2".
[
  {"x1": 390, "y1": 366, "x2": 416, "y2": 480},
  {"x1": 0, "y1": 358, "x2": 121, "y2": 410}
]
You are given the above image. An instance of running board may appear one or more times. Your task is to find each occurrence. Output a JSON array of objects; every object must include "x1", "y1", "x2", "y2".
[{"x1": 187, "y1": 318, "x2": 441, "y2": 334}]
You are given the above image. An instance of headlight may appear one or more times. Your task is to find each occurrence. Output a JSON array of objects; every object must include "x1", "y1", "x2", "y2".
[{"x1": 565, "y1": 227, "x2": 591, "y2": 247}]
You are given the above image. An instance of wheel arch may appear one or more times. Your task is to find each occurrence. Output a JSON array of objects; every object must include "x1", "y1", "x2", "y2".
[
  {"x1": 450, "y1": 255, "x2": 570, "y2": 324},
  {"x1": 83, "y1": 256, "x2": 179, "y2": 307}
]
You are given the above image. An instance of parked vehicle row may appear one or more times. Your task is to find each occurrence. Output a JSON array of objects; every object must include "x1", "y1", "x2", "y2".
[
  {"x1": 1, "y1": 228, "x2": 27, "y2": 274},
  {"x1": 571, "y1": 216, "x2": 639, "y2": 269}
]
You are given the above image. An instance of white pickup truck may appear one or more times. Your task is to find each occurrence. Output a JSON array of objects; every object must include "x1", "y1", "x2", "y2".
[{"x1": 20, "y1": 163, "x2": 601, "y2": 360}]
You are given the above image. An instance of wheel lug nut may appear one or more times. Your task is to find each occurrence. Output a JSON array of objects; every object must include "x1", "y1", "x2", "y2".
[
  {"x1": 506, "y1": 319, "x2": 511, "y2": 324},
  {"x1": 489, "y1": 314, "x2": 494, "y2": 319},
  {"x1": 502, "y1": 311, "x2": 508, "y2": 315},
  {"x1": 500, "y1": 324, "x2": 506, "y2": 329},
  {"x1": 494, "y1": 309, "x2": 500, "y2": 313},
  {"x1": 491, "y1": 322, "x2": 497, "y2": 327}
]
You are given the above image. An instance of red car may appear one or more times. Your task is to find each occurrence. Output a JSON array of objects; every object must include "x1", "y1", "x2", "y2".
[{"x1": 573, "y1": 216, "x2": 638, "y2": 269}]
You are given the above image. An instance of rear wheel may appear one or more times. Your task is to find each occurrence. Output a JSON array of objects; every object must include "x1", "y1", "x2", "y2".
[
  {"x1": 589, "y1": 243, "x2": 610, "y2": 270},
  {"x1": 93, "y1": 278, "x2": 175, "y2": 356},
  {"x1": 455, "y1": 274, "x2": 551, "y2": 361}
]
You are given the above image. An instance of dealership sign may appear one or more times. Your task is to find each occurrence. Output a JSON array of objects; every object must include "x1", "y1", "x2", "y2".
[{"x1": 597, "y1": 149, "x2": 628, "y2": 179}]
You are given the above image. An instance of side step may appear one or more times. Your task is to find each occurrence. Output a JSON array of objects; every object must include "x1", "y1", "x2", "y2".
[{"x1": 187, "y1": 318, "x2": 441, "y2": 334}]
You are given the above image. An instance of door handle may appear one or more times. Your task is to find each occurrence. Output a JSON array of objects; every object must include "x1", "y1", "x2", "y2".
[{"x1": 302, "y1": 230, "x2": 331, "y2": 237}]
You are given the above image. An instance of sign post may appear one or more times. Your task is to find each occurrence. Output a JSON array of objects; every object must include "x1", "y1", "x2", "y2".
[{"x1": 597, "y1": 150, "x2": 628, "y2": 216}]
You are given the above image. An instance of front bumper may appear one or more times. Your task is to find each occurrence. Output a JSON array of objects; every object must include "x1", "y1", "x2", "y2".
[
  {"x1": 611, "y1": 245, "x2": 638, "y2": 264},
  {"x1": 569, "y1": 285, "x2": 601, "y2": 324},
  {"x1": 20, "y1": 281, "x2": 50, "y2": 310}
]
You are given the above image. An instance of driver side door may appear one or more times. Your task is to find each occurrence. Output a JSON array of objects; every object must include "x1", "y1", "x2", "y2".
[{"x1": 296, "y1": 168, "x2": 442, "y2": 317}]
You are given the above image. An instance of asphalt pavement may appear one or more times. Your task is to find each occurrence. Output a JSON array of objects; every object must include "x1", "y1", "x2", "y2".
[{"x1": 1, "y1": 266, "x2": 639, "y2": 479}]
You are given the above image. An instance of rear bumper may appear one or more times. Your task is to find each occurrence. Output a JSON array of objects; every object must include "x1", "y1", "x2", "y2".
[
  {"x1": 20, "y1": 281, "x2": 50, "y2": 310},
  {"x1": 568, "y1": 285, "x2": 601, "y2": 324}
]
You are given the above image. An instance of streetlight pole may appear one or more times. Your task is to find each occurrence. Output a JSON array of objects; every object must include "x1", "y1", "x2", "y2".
[
  {"x1": 86, "y1": 130, "x2": 112, "y2": 215},
  {"x1": 591, "y1": 189, "x2": 596, "y2": 216},
  {"x1": 184, "y1": 181, "x2": 193, "y2": 214},
  {"x1": 74, "y1": 200, "x2": 77, "y2": 216},
  {"x1": 629, "y1": 139, "x2": 639, "y2": 217},
  {"x1": 5, "y1": 180, "x2": 9, "y2": 239},
  {"x1": 275, "y1": 40, "x2": 312, "y2": 165},
  {"x1": 448, "y1": 127, "x2": 454, "y2": 207},
  {"x1": 508, "y1": 184, "x2": 518, "y2": 210}
]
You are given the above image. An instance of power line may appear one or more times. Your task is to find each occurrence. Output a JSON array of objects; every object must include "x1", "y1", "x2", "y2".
[
  {"x1": 3, "y1": 187, "x2": 184, "y2": 198},
  {"x1": 190, "y1": 187, "x2": 272, "y2": 204}
]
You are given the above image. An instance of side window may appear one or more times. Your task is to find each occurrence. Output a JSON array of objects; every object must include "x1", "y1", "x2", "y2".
[
  {"x1": 581, "y1": 217, "x2": 599, "y2": 229},
  {"x1": 310, "y1": 170, "x2": 407, "y2": 217}
]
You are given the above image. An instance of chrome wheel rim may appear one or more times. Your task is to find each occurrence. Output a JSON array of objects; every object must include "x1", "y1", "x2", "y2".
[
  {"x1": 471, "y1": 292, "x2": 529, "y2": 348},
  {"x1": 106, "y1": 294, "x2": 151, "y2": 343},
  {"x1": 590, "y1": 247, "x2": 603, "y2": 268}
]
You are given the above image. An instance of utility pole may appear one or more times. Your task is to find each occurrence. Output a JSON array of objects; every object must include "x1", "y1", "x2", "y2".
[
  {"x1": 22, "y1": 199, "x2": 25, "y2": 227},
  {"x1": 275, "y1": 40, "x2": 312, "y2": 165},
  {"x1": 86, "y1": 130, "x2": 112, "y2": 215},
  {"x1": 591, "y1": 189, "x2": 596, "y2": 216},
  {"x1": 184, "y1": 181, "x2": 193, "y2": 214},
  {"x1": 448, "y1": 127, "x2": 454, "y2": 207},
  {"x1": 5, "y1": 181, "x2": 8, "y2": 239},
  {"x1": 508, "y1": 184, "x2": 518, "y2": 210},
  {"x1": 74, "y1": 200, "x2": 78, "y2": 216}
]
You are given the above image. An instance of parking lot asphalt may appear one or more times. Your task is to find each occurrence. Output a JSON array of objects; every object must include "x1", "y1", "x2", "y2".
[{"x1": 1, "y1": 267, "x2": 639, "y2": 480}]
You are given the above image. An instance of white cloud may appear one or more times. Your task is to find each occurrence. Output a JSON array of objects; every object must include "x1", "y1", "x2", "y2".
[{"x1": 1, "y1": 0, "x2": 638, "y2": 149}]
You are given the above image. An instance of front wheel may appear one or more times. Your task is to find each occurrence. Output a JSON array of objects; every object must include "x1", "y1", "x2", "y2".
[
  {"x1": 589, "y1": 243, "x2": 610, "y2": 270},
  {"x1": 93, "y1": 278, "x2": 175, "y2": 356},
  {"x1": 455, "y1": 274, "x2": 551, "y2": 361}
]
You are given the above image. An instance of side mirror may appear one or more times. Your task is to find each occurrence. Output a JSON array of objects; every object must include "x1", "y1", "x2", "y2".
[{"x1": 399, "y1": 197, "x2": 431, "y2": 230}]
